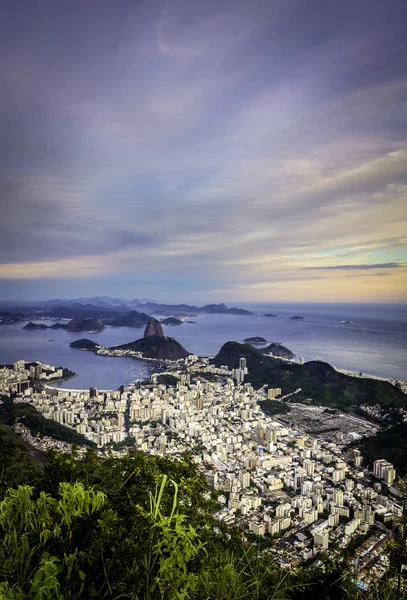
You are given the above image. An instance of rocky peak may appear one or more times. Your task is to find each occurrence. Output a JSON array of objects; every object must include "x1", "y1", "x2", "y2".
[{"x1": 144, "y1": 318, "x2": 164, "y2": 338}]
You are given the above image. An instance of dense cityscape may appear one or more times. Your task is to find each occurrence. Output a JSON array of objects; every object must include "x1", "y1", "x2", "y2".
[{"x1": 2, "y1": 348, "x2": 406, "y2": 594}]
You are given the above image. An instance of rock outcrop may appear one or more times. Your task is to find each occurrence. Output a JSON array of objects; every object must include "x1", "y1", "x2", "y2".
[{"x1": 144, "y1": 318, "x2": 164, "y2": 338}]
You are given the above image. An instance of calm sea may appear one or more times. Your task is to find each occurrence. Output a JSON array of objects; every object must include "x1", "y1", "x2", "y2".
[{"x1": 0, "y1": 302, "x2": 405, "y2": 389}]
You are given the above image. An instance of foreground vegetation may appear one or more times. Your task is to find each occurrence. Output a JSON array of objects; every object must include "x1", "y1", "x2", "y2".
[{"x1": 0, "y1": 437, "x2": 406, "y2": 599}]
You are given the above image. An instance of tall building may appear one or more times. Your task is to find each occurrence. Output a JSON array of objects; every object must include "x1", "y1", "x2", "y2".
[
  {"x1": 304, "y1": 459, "x2": 315, "y2": 477},
  {"x1": 239, "y1": 471, "x2": 250, "y2": 489},
  {"x1": 239, "y1": 357, "x2": 247, "y2": 371},
  {"x1": 314, "y1": 528, "x2": 329, "y2": 550},
  {"x1": 89, "y1": 387, "x2": 97, "y2": 399},
  {"x1": 333, "y1": 489, "x2": 344, "y2": 507},
  {"x1": 373, "y1": 459, "x2": 396, "y2": 484}
]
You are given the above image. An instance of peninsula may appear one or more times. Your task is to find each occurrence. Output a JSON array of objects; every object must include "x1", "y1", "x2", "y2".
[{"x1": 70, "y1": 319, "x2": 190, "y2": 361}]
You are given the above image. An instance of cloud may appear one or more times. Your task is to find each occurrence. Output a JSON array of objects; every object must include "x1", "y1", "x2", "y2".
[
  {"x1": 302, "y1": 263, "x2": 404, "y2": 271},
  {"x1": 0, "y1": 0, "x2": 406, "y2": 301}
]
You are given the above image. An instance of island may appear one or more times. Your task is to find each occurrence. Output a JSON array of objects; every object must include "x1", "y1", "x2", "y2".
[
  {"x1": 243, "y1": 336, "x2": 268, "y2": 344},
  {"x1": 66, "y1": 317, "x2": 105, "y2": 332},
  {"x1": 258, "y1": 342, "x2": 295, "y2": 359},
  {"x1": 160, "y1": 317, "x2": 183, "y2": 326},
  {"x1": 109, "y1": 310, "x2": 151, "y2": 328},
  {"x1": 263, "y1": 313, "x2": 277, "y2": 317},
  {"x1": 23, "y1": 321, "x2": 68, "y2": 331},
  {"x1": 23, "y1": 321, "x2": 49, "y2": 330},
  {"x1": 289, "y1": 316, "x2": 304, "y2": 321},
  {"x1": 49, "y1": 322, "x2": 68, "y2": 330},
  {"x1": 69, "y1": 339, "x2": 101, "y2": 351}
]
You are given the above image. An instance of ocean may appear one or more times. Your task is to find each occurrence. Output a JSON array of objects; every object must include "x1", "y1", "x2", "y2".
[{"x1": 0, "y1": 302, "x2": 405, "y2": 389}]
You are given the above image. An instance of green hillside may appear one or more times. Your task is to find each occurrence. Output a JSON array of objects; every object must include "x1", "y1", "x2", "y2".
[
  {"x1": 212, "y1": 342, "x2": 407, "y2": 412},
  {"x1": 351, "y1": 423, "x2": 407, "y2": 476},
  {"x1": 0, "y1": 398, "x2": 95, "y2": 447}
]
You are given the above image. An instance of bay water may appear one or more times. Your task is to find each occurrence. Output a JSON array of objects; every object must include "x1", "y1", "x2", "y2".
[{"x1": 0, "y1": 302, "x2": 405, "y2": 389}]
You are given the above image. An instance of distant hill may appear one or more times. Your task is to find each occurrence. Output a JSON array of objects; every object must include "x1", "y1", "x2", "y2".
[
  {"x1": 263, "y1": 313, "x2": 277, "y2": 318},
  {"x1": 0, "y1": 299, "x2": 253, "y2": 324},
  {"x1": 259, "y1": 342, "x2": 295, "y2": 359},
  {"x1": 289, "y1": 316, "x2": 304, "y2": 321},
  {"x1": 109, "y1": 310, "x2": 151, "y2": 328},
  {"x1": 66, "y1": 317, "x2": 105, "y2": 332},
  {"x1": 136, "y1": 302, "x2": 253, "y2": 315},
  {"x1": 42, "y1": 304, "x2": 119, "y2": 319},
  {"x1": 244, "y1": 336, "x2": 267, "y2": 344},
  {"x1": 110, "y1": 335, "x2": 190, "y2": 360},
  {"x1": 212, "y1": 341, "x2": 407, "y2": 411}
]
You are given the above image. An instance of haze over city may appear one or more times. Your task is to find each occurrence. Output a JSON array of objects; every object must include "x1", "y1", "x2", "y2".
[{"x1": 1, "y1": 0, "x2": 406, "y2": 303}]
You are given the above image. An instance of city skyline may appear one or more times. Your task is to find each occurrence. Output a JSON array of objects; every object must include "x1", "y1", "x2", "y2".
[{"x1": 1, "y1": 0, "x2": 406, "y2": 303}]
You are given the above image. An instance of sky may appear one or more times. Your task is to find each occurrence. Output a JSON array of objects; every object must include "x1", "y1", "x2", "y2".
[{"x1": 1, "y1": 0, "x2": 406, "y2": 304}]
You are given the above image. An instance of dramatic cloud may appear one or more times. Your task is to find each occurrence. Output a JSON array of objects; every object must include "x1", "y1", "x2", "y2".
[
  {"x1": 0, "y1": 0, "x2": 406, "y2": 302},
  {"x1": 302, "y1": 263, "x2": 403, "y2": 271}
]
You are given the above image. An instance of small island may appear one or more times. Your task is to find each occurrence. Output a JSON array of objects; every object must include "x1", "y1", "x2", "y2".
[
  {"x1": 243, "y1": 336, "x2": 268, "y2": 345},
  {"x1": 259, "y1": 342, "x2": 295, "y2": 359},
  {"x1": 109, "y1": 310, "x2": 151, "y2": 328},
  {"x1": 263, "y1": 313, "x2": 277, "y2": 318},
  {"x1": 160, "y1": 317, "x2": 183, "y2": 326},
  {"x1": 70, "y1": 339, "x2": 101, "y2": 351},
  {"x1": 289, "y1": 316, "x2": 304, "y2": 321},
  {"x1": 66, "y1": 317, "x2": 105, "y2": 332},
  {"x1": 23, "y1": 322, "x2": 49, "y2": 330},
  {"x1": 23, "y1": 321, "x2": 68, "y2": 330},
  {"x1": 49, "y1": 322, "x2": 68, "y2": 330}
]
